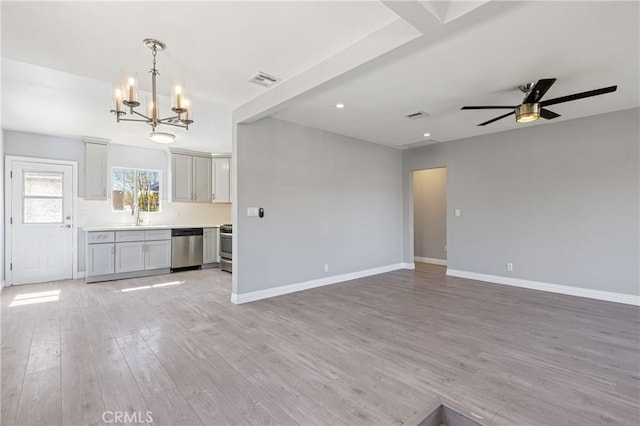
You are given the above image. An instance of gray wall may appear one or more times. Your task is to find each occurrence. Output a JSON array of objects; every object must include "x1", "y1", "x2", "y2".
[
  {"x1": 108, "y1": 144, "x2": 169, "y2": 201},
  {"x1": 4, "y1": 130, "x2": 85, "y2": 196},
  {"x1": 3, "y1": 131, "x2": 172, "y2": 201},
  {"x1": 236, "y1": 117, "x2": 403, "y2": 294},
  {"x1": 1, "y1": 128, "x2": 4, "y2": 286},
  {"x1": 413, "y1": 167, "x2": 447, "y2": 260},
  {"x1": 403, "y1": 108, "x2": 640, "y2": 296}
]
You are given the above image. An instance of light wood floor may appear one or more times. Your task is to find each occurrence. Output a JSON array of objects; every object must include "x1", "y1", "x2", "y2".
[{"x1": 1, "y1": 263, "x2": 638, "y2": 425}]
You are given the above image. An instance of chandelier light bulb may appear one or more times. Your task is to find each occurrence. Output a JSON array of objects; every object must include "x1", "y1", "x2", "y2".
[
  {"x1": 126, "y1": 77, "x2": 136, "y2": 102},
  {"x1": 113, "y1": 88, "x2": 122, "y2": 113}
]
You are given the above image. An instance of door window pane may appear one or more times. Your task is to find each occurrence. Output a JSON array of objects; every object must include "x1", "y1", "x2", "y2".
[
  {"x1": 24, "y1": 172, "x2": 63, "y2": 196},
  {"x1": 24, "y1": 198, "x2": 63, "y2": 223}
]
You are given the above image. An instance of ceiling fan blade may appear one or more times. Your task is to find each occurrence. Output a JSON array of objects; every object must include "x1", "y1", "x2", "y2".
[
  {"x1": 540, "y1": 85, "x2": 617, "y2": 107},
  {"x1": 478, "y1": 111, "x2": 514, "y2": 126},
  {"x1": 461, "y1": 106, "x2": 516, "y2": 110},
  {"x1": 525, "y1": 78, "x2": 557, "y2": 103},
  {"x1": 540, "y1": 108, "x2": 561, "y2": 120}
]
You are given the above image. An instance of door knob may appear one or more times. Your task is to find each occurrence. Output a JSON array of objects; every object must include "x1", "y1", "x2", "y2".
[{"x1": 60, "y1": 224, "x2": 71, "y2": 228}]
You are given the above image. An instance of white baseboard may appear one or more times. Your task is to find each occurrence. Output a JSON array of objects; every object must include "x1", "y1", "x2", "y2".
[
  {"x1": 75, "y1": 272, "x2": 86, "y2": 279},
  {"x1": 446, "y1": 269, "x2": 640, "y2": 306},
  {"x1": 414, "y1": 256, "x2": 447, "y2": 266},
  {"x1": 231, "y1": 263, "x2": 413, "y2": 304}
]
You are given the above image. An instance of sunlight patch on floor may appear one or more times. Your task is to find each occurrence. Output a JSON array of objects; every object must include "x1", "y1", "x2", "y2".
[
  {"x1": 9, "y1": 289, "x2": 60, "y2": 307},
  {"x1": 120, "y1": 281, "x2": 184, "y2": 292}
]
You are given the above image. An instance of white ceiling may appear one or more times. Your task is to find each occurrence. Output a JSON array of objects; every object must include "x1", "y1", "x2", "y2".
[
  {"x1": 272, "y1": 1, "x2": 640, "y2": 148},
  {"x1": 2, "y1": 1, "x2": 638, "y2": 153},
  {"x1": 1, "y1": 1, "x2": 397, "y2": 152}
]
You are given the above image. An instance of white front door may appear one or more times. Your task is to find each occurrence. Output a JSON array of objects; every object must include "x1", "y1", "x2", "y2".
[{"x1": 9, "y1": 161, "x2": 74, "y2": 284}]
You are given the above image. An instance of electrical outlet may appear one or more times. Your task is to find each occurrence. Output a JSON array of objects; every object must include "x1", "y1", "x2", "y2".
[
  {"x1": 506, "y1": 262, "x2": 513, "y2": 271},
  {"x1": 324, "y1": 263, "x2": 329, "y2": 272},
  {"x1": 455, "y1": 209, "x2": 461, "y2": 217}
]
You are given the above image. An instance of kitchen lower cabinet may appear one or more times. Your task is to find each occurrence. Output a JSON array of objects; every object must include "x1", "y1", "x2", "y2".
[
  {"x1": 203, "y1": 228, "x2": 219, "y2": 265},
  {"x1": 86, "y1": 229, "x2": 172, "y2": 283},
  {"x1": 87, "y1": 243, "x2": 115, "y2": 276},
  {"x1": 115, "y1": 242, "x2": 146, "y2": 273},
  {"x1": 145, "y1": 240, "x2": 171, "y2": 270}
]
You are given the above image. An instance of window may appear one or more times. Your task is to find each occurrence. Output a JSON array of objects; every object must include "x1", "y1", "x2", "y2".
[
  {"x1": 112, "y1": 168, "x2": 160, "y2": 212},
  {"x1": 23, "y1": 171, "x2": 64, "y2": 223}
]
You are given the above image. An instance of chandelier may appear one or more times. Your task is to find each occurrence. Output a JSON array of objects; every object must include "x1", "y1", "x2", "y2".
[{"x1": 110, "y1": 39, "x2": 193, "y2": 144}]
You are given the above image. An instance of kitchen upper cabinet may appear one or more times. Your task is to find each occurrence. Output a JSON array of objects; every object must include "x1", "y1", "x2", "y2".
[
  {"x1": 203, "y1": 228, "x2": 219, "y2": 264},
  {"x1": 171, "y1": 151, "x2": 211, "y2": 203},
  {"x1": 84, "y1": 138, "x2": 109, "y2": 200},
  {"x1": 212, "y1": 157, "x2": 231, "y2": 203},
  {"x1": 172, "y1": 154, "x2": 193, "y2": 202},
  {"x1": 193, "y1": 156, "x2": 212, "y2": 202}
]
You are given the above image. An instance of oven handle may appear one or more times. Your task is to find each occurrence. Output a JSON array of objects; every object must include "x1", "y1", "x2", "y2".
[{"x1": 220, "y1": 233, "x2": 232, "y2": 237}]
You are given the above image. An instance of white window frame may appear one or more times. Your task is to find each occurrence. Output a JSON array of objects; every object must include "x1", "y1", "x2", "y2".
[{"x1": 111, "y1": 167, "x2": 162, "y2": 213}]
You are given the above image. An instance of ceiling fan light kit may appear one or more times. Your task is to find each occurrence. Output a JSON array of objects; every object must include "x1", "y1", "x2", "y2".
[
  {"x1": 461, "y1": 78, "x2": 617, "y2": 127},
  {"x1": 110, "y1": 39, "x2": 194, "y2": 144},
  {"x1": 515, "y1": 103, "x2": 540, "y2": 123}
]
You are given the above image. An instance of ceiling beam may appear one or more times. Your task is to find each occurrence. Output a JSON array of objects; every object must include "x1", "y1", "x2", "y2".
[
  {"x1": 381, "y1": 1, "x2": 444, "y2": 33},
  {"x1": 232, "y1": 18, "x2": 421, "y2": 124}
]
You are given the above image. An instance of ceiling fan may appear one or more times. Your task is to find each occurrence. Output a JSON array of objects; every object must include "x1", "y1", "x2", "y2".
[{"x1": 461, "y1": 78, "x2": 618, "y2": 126}]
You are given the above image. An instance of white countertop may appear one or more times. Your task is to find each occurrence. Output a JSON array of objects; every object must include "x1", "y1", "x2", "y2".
[{"x1": 82, "y1": 224, "x2": 226, "y2": 232}]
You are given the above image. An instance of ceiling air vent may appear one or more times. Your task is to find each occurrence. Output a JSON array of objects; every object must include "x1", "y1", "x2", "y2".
[
  {"x1": 405, "y1": 111, "x2": 430, "y2": 120},
  {"x1": 248, "y1": 71, "x2": 281, "y2": 87}
]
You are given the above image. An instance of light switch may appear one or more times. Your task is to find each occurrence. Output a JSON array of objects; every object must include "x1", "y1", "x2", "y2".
[
  {"x1": 247, "y1": 207, "x2": 259, "y2": 217},
  {"x1": 455, "y1": 209, "x2": 461, "y2": 217}
]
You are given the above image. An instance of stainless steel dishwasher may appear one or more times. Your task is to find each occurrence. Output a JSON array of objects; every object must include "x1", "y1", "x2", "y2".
[{"x1": 171, "y1": 228, "x2": 203, "y2": 271}]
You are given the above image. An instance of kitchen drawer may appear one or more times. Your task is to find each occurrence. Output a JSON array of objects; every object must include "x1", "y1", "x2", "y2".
[
  {"x1": 115, "y1": 230, "x2": 145, "y2": 242},
  {"x1": 87, "y1": 231, "x2": 115, "y2": 244},
  {"x1": 144, "y1": 229, "x2": 171, "y2": 241}
]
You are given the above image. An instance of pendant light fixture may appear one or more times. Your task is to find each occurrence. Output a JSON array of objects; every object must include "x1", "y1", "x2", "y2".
[{"x1": 110, "y1": 39, "x2": 193, "y2": 143}]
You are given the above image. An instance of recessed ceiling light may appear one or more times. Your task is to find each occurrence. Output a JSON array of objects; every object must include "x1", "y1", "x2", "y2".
[
  {"x1": 423, "y1": 133, "x2": 431, "y2": 137},
  {"x1": 335, "y1": 103, "x2": 345, "y2": 109}
]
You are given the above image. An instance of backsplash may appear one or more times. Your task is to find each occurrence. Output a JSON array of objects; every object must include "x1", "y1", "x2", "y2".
[{"x1": 77, "y1": 199, "x2": 232, "y2": 227}]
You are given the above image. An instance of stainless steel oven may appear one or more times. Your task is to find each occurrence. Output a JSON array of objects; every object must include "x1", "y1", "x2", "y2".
[{"x1": 219, "y1": 224, "x2": 232, "y2": 273}]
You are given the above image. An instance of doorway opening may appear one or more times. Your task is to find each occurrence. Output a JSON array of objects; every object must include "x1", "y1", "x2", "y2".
[{"x1": 412, "y1": 167, "x2": 447, "y2": 271}]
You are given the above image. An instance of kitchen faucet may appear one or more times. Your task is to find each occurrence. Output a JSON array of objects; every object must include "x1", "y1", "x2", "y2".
[{"x1": 132, "y1": 204, "x2": 143, "y2": 226}]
